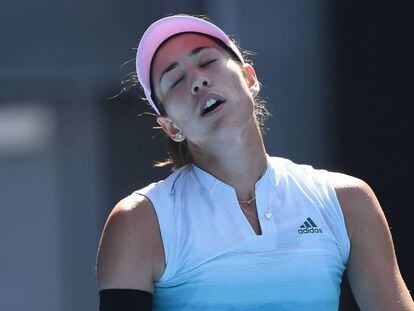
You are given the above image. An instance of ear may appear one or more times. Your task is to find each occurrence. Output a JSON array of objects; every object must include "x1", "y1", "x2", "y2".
[
  {"x1": 242, "y1": 63, "x2": 260, "y2": 97},
  {"x1": 156, "y1": 116, "x2": 186, "y2": 142}
]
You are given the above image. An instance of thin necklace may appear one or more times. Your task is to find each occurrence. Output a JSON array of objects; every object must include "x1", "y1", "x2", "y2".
[
  {"x1": 237, "y1": 194, "x2": 256, "y2": 204},
  {"x1": 236, "y1": 160, "x2": 268, "y2": 205},
  {"x1": 238, "y1": 193, "x2": 257, "y2": 219},
  {"x1": 239, "y1": 204, "x2": 259, "y2": 220}
]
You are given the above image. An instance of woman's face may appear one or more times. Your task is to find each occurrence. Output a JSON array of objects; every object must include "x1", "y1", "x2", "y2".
[{"x1": 151, "y1": 33, "x2": 259, "y2": 149}]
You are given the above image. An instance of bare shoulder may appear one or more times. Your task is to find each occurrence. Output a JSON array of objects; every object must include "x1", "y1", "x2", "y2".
[
  {"x1": 96, "y1": 193, "x2": 165, "y2": 293},
  {"x1": 325, "y1": 171, "x2": 414, "y2": 309},
  {"x1": 325, "y1": 171, "x2": 374, "y2": 242}
]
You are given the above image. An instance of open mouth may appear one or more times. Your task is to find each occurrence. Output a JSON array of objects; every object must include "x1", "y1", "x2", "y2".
[{"x1": 201, "y1": 99, "x2": 226, "y2": 116}]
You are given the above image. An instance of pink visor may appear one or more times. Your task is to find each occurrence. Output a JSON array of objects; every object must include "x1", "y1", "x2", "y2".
[{"x1": 135, "y1": 15, "x2": 245, "y2": 115}]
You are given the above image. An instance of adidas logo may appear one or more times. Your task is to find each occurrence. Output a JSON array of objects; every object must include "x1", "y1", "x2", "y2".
[{"x1": 298, "y1": 217, "x2": 323, "y2": 234}]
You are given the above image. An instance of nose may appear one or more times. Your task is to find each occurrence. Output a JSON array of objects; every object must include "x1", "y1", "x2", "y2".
[{"x1": 191, "y1": 75, "x2": 211, "y2": 95}]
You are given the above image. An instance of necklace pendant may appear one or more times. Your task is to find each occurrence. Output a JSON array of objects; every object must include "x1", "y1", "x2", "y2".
[{"x1": 265, "y1": 211, "x2": 272, "y2": 220}]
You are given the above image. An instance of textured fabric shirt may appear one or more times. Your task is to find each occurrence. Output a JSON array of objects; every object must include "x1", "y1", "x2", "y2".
[{"x1": 132, "y1": 155, "x2": 350, "y2": 310}]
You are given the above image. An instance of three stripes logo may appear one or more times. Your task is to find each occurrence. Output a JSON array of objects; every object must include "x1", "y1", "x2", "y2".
[{"x1": 298, "y1": 217, "x2": 323, "y2": 234}]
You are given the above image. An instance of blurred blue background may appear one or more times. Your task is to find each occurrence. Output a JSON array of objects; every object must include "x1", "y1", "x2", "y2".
[{"x1": 1, "y1": 1, "x2": 412, "y2": 310}]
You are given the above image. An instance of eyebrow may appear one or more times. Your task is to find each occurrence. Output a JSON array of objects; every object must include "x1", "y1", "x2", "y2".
[{"x1": 159, "y1": 46, "x2": 210, "y2": 84}]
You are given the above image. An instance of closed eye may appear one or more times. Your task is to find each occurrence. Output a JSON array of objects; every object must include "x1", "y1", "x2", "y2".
[
  {"x1": 171, "y1": 76, "x2": 184, "y2": 89},
  {"x1": 170, "y1": 59, "x2": 217, "y2": 89},
  {"x1": 200, "y1": 59, "x2": 217, "y2": 67}
]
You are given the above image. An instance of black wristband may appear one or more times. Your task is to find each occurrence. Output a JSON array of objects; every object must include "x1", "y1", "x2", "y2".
[{"x1": 99, "y1": 288, "x2": 153, "y2": 311}]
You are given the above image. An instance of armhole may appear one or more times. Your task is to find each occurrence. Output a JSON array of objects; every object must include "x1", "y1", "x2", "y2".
[
  {"x1": 132, "y1": 191, "x2": 175, "y2": 284},
  {"x1": 317, "y1": 170, "x2": 351, "y2": 267}
]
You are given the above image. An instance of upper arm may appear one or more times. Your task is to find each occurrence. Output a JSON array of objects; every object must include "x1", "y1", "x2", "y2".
[
  {"x1": 330, "y1": 173, "x2": 414, "y2": 310},
  {"x1": 96, "y1": 194, "x2": 158, "y2": 294}
]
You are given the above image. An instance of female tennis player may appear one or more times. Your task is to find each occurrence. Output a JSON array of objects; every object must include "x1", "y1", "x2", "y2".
[{"x1": 96, "y1": 14, "x2": 414, "y2": 310}]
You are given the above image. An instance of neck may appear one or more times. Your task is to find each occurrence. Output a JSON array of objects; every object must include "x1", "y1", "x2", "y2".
[{"x1": 189, "y1": 119, "x2": 268, "y2": 201}]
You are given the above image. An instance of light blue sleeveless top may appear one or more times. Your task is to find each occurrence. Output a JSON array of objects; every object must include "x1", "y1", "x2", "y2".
[{"x1": 132, "y1": 155, "x2": 350, "y2": 310}]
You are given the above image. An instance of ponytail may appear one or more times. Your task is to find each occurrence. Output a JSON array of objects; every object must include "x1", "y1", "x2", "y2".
[{"x1": 153, "y1": 138, "x2": 193, "y2": 171}]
